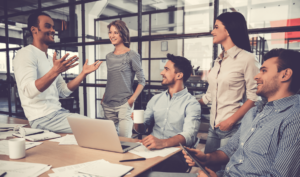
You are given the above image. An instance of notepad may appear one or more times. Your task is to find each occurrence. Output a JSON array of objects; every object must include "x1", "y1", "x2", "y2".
[
  {"x1": 11, "y1": 127, "x2": 61, "y2": 141},
  {"x1": 0, "y1": 131, "x2": 14, "y2": 140},
  {"x1": 0, "y1": 123, "x2": 27, "y2": 129},
  {"x1": 129, "y1": 144, "x2": 180, "y2": 158},
  {"x1": 23, "y1": 132, "x2": 61, "y2": 142},
  {"x1": 77, "y1": 159, "x2": 133, "y2": 177},
  {"x1": 50, "y1": 159, "x2": 133, "y2": 177}
]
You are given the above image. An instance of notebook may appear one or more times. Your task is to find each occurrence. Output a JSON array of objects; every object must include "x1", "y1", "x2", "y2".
[{"x1": 67, "y1": 117, "x2": 140, "y2": 153}]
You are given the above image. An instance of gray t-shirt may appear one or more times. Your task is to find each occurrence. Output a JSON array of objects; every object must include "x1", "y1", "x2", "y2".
[{"x1": 103, "y1": 50, "x2": 145, "y2": 107}]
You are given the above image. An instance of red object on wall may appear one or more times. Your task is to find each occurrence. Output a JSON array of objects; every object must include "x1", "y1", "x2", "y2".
[{"x1": 270, "y1": 18, "x2": 300, "y2": 44}]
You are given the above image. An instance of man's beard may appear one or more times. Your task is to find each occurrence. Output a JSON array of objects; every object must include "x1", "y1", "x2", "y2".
[
  {"x1": 45, "y1": 39, "x2": 55, "y2": 45},
  {"x1": 256, "y1": 75, "x2": 279, "y2": 98},
  {"x1": 44, "y1": 30, "x2": 55, "y2": 45},
  {"x1": 161, "y1": 78, "x2": 175, "y2": 86}
]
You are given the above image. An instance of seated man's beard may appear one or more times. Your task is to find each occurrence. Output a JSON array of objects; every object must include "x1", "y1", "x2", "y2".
[{"x1": 161, "y1": 79, "x2": 175, "y2": 86}]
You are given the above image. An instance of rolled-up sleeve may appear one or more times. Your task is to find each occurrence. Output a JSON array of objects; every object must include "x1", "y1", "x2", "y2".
[
  {"x1": 244, "y1": 56, "x2": 259, "y2": 102},
  {"x1": 56, "y1": 74, "x2": 72, "y2": 98},
  {"x1": 143, "y1": 95, "x2": 157, "y2": 132},
  {"x1": 131, "y1": 52, "x2": 145, "y2": 86},
  {"x1": 202, "y1": 83, "x2": 212, "y2": 105},
  {"x1": 179, "y1": 100, "x2": 201, "y2": 147},
  {"x1": 14, "y1": 49, "x2": 41, "y2": 99}
]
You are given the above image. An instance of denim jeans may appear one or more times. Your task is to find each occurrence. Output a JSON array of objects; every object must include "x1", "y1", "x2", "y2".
[
  {"x1": 102, "y1": 101, "x2": 134, "y2": 138},
  {"x1": 29, "y1": 109, "x2": 89, "y2": 133},
  {"x1": 204, "y1": 124, "x2": 241, "y2": 154},
  {"x1": 204, "y1": 123, "x2": 240, "y2": 171}
]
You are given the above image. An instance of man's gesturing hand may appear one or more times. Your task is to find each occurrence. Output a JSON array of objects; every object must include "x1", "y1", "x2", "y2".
[
  {"x1": 82, "y1": 59, "x2": 103, "y2": 75},
  {"x1": 52, "y1": 52, "x2": 79, "y2": 75}
]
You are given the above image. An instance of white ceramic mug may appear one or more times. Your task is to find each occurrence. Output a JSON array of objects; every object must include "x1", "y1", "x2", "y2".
[
  {"x1": 8, "y1": 138, "x2": 26, "y2": 159},
  {"x1": 133, "y1": 110, "x2": 144, "y2": 124}
]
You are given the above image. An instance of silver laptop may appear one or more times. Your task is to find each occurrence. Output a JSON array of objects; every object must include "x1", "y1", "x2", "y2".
[{"x1": 67, "y1": 117, "x2": 140, "y2": 153}]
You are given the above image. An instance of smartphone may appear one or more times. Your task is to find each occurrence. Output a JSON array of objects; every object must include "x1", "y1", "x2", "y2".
[{"x1": 179, "y1": 143, "x2": 211, "y2": 177}]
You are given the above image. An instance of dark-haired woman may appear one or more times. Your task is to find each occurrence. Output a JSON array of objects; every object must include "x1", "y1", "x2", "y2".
[
  {"x1": 199, "y1": 12, "x2": 259, "y2": 158},
  {"x1": 101, "y1": 20, "x2": 145, "y2": 138}
]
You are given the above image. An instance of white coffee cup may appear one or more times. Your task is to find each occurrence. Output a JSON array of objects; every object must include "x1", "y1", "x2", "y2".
[
  {"x1": 8, "y1": 138, "x2": 26, "y2": 159},
  {"x1": 133, "y1": 110, "x2": 144, "y2": 124}
]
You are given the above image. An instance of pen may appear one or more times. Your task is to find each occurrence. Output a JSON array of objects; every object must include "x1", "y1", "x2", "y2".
[
  {"x1": 0, "y1": 172, "x2": 7, "y2": 177},
  {"x1": 119, "y1": 158, "x2": 146, "y2": 162}
]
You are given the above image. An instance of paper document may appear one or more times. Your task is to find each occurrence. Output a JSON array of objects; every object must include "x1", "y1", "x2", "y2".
[
  {"x1": 0, "y1": 140, "x2": 42, "y2": 155},
  {"x1": 23, "y1": 132, "x2": 61, "y2": 142},
  {"x1": 13, "y1": 127, "x2": 46, "y2": 137},
  {"x1": 0, "y1": 131, "x2": 14, "y2": 140},
  {"x1": 129, "y1": 144, "x2": 180, "y2": 158},
  {"x1": 52, "y1": 161, "x2": 91, "y2": 173},
  {"x1": 49, "y1": 137, "x2": 65, "y2": 143},
  {"x1": 77, "y1": 159, "x2": 133, "y2": 177},
  {"x1": 59, "y1": 134, "x2": 78, "y2": 145},
  {"x1": 51, "y1": 160, "x2": 98, "y2": 177},
  {"x1": 0, "y1": 160, "x2": 51, "y2": 177},
  {"x1": 48, "y1": 172, "x2": 95, "y2": 177},
  {"x1": 51, "y1": 159, "x2": 133, "y2": 177},
  {"x1": 0, "y1": 123, "x2": 27, "y2": 128}
]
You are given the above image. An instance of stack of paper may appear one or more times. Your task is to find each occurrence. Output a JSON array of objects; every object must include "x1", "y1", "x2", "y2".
[
  {"x1": 0, "y1": 140, "x2": 43, "y2": 155},
  {"x1": 49, "y1": 161, "x2": 96, "y2": 177},
  {"x1": 49, "y1": 159, "x2": 133, "y2": 177},
  {"x1": 12, "y1": 127, "x2": 61, "y2": 142},
  {"x1": 77, "y1": 159, "x2": 133, "y2": 177},
  {"x1": 0, "y1": 131, "x2": 14, "y2": 140},
  {"x1": 129, "y1": 144, "x2": 180, "y2": 158},
  {"x1": 0, "y1": 124, "x2": 27, "y2": 139},
  {"x1": 0, "y1": 160, "x2": 51, "y2": 177},
  {"x1": 23, "y1": 132, "x2": 61, "y2": 142},
  {"x1": 13, "y1": 128, "x2": 46, "y2": 137},
  {"x1": 0, "y1": 123, "x2": 27, "y2": 130}
]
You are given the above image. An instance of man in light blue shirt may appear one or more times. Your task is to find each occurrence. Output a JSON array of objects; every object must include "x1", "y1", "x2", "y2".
[{"x1": 134, "y1": 54, "x2": 201, "y2": 173}]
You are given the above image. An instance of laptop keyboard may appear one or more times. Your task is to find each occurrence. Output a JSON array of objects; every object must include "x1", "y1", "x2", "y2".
[{"x1": 121, "y1": 145, "x2": 130, "y2": 149}]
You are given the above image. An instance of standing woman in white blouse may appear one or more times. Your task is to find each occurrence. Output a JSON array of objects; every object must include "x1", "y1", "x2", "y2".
[{"x1": 199, "y1": 12, "x2": 259, "y2": 164}]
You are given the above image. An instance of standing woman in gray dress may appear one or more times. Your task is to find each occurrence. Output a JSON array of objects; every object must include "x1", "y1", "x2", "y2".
[{"x1": 101, "y1": 20, "x2": 145, "y2": 138}]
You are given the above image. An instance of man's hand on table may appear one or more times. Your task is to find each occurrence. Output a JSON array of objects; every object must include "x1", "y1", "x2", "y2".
[{"x1": 142, "y1": 135, "x2": 166, "y2": 150}]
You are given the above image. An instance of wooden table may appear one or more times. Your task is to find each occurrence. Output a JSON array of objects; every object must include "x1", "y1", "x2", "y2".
[{"x1": 0, "y1": 116, "x2": 181, "y2": 177}]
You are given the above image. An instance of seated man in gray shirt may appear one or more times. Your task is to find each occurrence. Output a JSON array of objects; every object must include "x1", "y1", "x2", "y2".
[{"x1": 133, "y1": 54, "x2": 201, "y2": 173}]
